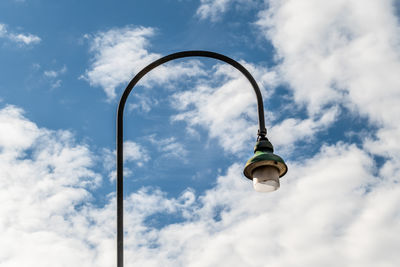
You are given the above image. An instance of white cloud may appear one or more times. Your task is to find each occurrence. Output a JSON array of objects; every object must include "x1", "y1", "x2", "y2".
[
  {"x1": 2, "y1": 2, "x2": 400, "y2": 263},
  {"x1": 196, "y1": 0, "x2": 258, "y2": 21},
  {"x1": 256, "y1": 0, "x2": 400, "y2": 121},
  {"x1": 171, "y1": 61, "x2": 331, "y2": 155},
  {"x1": 197, "y1": 0, "x2": 233, "y2": 20},
  {"x1": 268, "y1": 106, "x2": 338, "y2": 150},
  {"x1": 128, "y1": 94, "x2": 158, "y2": 113},
  {"x1": 43, "y1": 65, "x2": 67, "y2": 89},
  {"x1": 82, "y1": 25, "x2": 331, "y2": 158},
  {"x1": 171, "y1": 65, "x2": 259, "y2": 154},
  {"x1": 255, "y1": 0, "x2": 400, "y2": 197},
  {"x1": 122, "y1": 143, "x2": 400, "y2": 266},
  {"x1": 9, "y1": 33, "x2": 41, "y2": 45},
  {"x1": 148, "y1": 135, "x2": 188, "y2": 160},
  {"x1": 0, "y1": 23, "x2": 41, "y2": 45},
  {"x1": 0, "y1": 105, "x2": 197, "y2": 266},
  {"x1": 103, "y1": 140, "x2": 150, "y2": 181},
  {"x1": 124, "y1": 140, "x2": 150, "y2": 166},
  {"x1": 0, "y1": 24, "x2": 7, "y2": 36},
  {"x1": 44, "y1": 66, "x2": 67, "y2": 78},
  {"x1": 1, "y1": 102, "x2": 399, "y2": 266},
  {"x1": 0, "y1": 105, "x2": 105, "y2": 266},
  {"x1": 0, "y1": 105, "x2": 41, "y2": 154},
  {"x1": 192, "y1": 0, "x2": 400, "y2": 166},
  {"x1": 82, "y1": 26, "x2": 206, "y2": 101}
]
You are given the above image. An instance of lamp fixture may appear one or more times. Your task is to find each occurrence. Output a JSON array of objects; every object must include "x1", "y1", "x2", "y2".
[{"x1": 244, "y1": 139, "x2": 288, "y2": 192}]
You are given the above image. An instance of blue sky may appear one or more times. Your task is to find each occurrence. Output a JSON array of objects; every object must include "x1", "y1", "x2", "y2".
[{"x1": 1, "y1": 0, "x2": 400, "y2": 266}]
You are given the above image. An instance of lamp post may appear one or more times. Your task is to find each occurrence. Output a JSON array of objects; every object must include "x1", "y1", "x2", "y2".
[{"x1": 116, "y1": 50, "x2": 287, "y2": 267}]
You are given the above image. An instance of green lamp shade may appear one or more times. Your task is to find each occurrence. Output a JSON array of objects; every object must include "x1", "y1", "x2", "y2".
[
  {"x1": 243, "y1": 139, "x2": 288, "y2": 192},
  {"x1": 243, "y1": 150, "x2": 288, "y2": 179}
]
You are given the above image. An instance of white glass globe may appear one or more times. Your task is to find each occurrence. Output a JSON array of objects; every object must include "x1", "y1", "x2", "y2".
[{"x1": 252, "y1": 165, "x2": 280, "y2": 192}]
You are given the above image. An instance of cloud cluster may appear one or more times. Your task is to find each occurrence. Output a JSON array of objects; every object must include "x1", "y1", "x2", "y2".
[
  {"x1": 43, "y1": 65, "x2": 67, "y2": 89},
  {"x1": 268, "y1": 106, "x2": 338, "y2": 151},
  {"x1": 102, "y1": 140, "x2": 150, "y2": 182},
  {"x1": 195, "y1": 0, "x2": 400, "y2": 160},
  {"x1": 170, "y1": 60, "x2": 335, "y2": 155},
  {"x1": 2, "y1": 0, "x2": 400, "y2": 265},
  {"x1": 197, "y1": 0, "x2": 234, "y2": 21},
  {"x1": 0, "y1": 23, "x2": 41, "y2": 46},
  {"x1": 256, "y1": 0, "x2": 400, "y2": 189},
  {"x1": 171, "y1": 62, "x2": 272, "y2": 154},
  {"x1": 82, "y1": 26, "x2": 205, "y2": 101},
  {"x1": 196, "y1": 0, "x2": 258, "y2": 21},
  {"x1": 144, "y1": 144, "x2": 399, "y2": 267},
  {"x1": 0, "y1": 105, "x2": 106, "y2": 266},
  {"x1": 82, "y1": 24, "x2": 334, "y2": 157},
  {"x1": 1, "y1": 98, "x2": 399, "y2": 267},
  {"x1": 257, "y1": 0, "x2": 400, "y2": 121},
  {"x1": 147, "y1": 135, "x2": 188, "y2": 160}
]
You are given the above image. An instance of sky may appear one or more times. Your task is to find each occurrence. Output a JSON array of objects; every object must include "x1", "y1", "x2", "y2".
[{"x1": 1, "y1": 0, "x2": 400, "y2": 266}]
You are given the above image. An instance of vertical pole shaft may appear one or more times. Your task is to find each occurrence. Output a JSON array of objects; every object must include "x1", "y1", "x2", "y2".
[{"x1": 117, "y1": 109, "x2": 124, "y2": 267}]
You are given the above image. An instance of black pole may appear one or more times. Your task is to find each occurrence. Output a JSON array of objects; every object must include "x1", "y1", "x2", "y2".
[{"x1": 116, "y1": 50, "x2": 267, "y2": 267}]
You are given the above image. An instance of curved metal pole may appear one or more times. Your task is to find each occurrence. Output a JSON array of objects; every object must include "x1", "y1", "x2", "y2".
[{"x1": 116, "y1": 50, "x2": 267, "y2": 267}]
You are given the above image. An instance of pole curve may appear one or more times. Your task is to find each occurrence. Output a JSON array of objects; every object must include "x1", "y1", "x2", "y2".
[{"x1": 116, "y1": 50, "x2": 267, "y2": 267}]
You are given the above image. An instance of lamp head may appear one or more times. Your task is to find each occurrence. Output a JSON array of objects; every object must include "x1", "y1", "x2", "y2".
[{"x1": 244, "y1": 139, "x2": 288, "y2": 192}]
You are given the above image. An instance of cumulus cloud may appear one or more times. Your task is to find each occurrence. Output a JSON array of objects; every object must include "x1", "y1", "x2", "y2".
[
  {"x1": 0, "y1": 105, "x2": 104, "y2": 266},
  {"x1": 171, "y1": 63, "x2": 260, "y2": 154},
  {"x1": 194, "y1": 0, "x2": 400, "y2": 160},
  {"x1": 124, "y1": 140, "x2": 150, "y2": 164},
  {"x1": 82, "y1": 24, "x2": 331, "y2": 157},
  {"x1": 1, "y1": 99, "x2": 400, "y2": 267},
  {"x1": 120, "y1": 144, "x2": 400, "y2": 266},
  {"x1": 197, "y1": 0, "x2": 234, "y2": 20},
  {"x1": 43, "y1": 65, "x2": 67, "y2": 89},
  {"x1": 268, "y1": 106, "x2": 338, "y2": 150},
  {"x1": 43, "y1": 66, "x2": 67, "y2": 79},
  {"x1": 102, "y1": 140, "x2": 150, "y2": 181},
  {"x1": 128, "y1": 93, "x2": 158, "y2": 113},
  {"x1": 3, "y1": 1, "x2": 400, "y2": 264},
  {"x1": 196, "y1": 0, "x2": 258, "y2": 21},
  {"x1": 256, "y1": 0, "x2": 400, "y2": 120},
  {"x1": 82, "y1": 26, "x2": 206, "y2": 101},
  {"x1": 0, "y1": 106, "x2": 196, "y2": 265},
  {"x1": 0, "y1": 23, "x2": 41, "y2": 45},
  {"x1": 171, "y1": 61, "x2": 331, "y2": 155},
  {"x1": 147, "y1": 135, "x2": 188, "y2": 160},
  {"x1": 255, "y1": 0, "x2": 400, "y2": 194}
]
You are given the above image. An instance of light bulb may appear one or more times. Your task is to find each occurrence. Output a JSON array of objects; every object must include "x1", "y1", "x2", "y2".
[{"x1": 252, "y1": 165, "x2": 280, "y2": 192}]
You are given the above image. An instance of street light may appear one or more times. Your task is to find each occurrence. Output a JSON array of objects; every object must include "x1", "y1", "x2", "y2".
[{"x1": 116, "y1": 50, "x2": 287, "y2": 267}]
